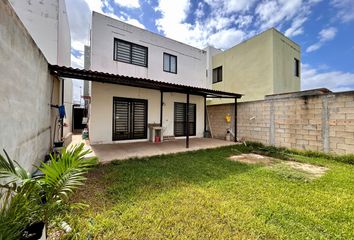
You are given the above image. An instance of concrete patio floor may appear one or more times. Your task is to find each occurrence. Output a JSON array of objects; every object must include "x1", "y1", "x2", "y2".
[{"x1": 69, "y1": 135, "x2": 238, "y2": 163}]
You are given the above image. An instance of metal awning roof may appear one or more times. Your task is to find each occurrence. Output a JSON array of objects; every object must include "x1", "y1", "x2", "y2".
[{"x1": 49, "y1": 65, "x2": 242, "y2": 98}]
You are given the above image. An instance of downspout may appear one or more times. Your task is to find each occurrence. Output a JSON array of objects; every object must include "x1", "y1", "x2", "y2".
[{"x1": 61, "y1": 78, "x2": 64, "y2": 140}]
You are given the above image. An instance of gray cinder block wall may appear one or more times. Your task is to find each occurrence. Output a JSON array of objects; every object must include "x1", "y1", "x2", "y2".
[
  {"x1": 208, "y1": 89, "x2": 354, "y2": 155},
  {"x1": 0, "y1": 0, "x2": 60, "y2": 171}
]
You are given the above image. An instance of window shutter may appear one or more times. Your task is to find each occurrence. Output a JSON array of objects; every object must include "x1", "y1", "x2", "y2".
[
  {"x1": 132, "y1": 101, "x2": 147, "y2": 138},
  {"x1": 116, "y1": 40, "x2": 131, "y2": 64},
  {"x1": 174, "y1": 102, "x2": 196, "y2": 137},
  {"x1": 113, "y1": 98, "x2": 147, "y2": 141},
  {"x1": 113, "y1": 99, "x2": 130, "y2": 140},
  {"x1": 114, "y1": 39, "x2": 148, "y2": 67},
  {"x1": 174, "y1": 103, "x2": 186, "y2": 136},
  {"x1": 132, "y1": 44, "x2": 148, "y2": 67}
]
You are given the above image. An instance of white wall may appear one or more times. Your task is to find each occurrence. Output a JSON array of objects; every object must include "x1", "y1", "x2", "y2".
[
  {"x1": 91, "y1": 12, "x2": 208, "y2": 89},
  {"x1": 10, "y1": 0, "x2": 73, "y2": 140},
  {"x1": 204, "y1": 46, "x2": 222, "y2": 89},
  {"x1": 9, "y1": 0, "x2": 59, "y2": 64},
  {"x1": 57, "y1": 0, "x2": 71, "y2": 66},
  {"x1": 90, "y1": 82, "x2": 204, "y2": 144},
  {"x1": 0, "y1": 0, "x2": 59, "y2": 171}
]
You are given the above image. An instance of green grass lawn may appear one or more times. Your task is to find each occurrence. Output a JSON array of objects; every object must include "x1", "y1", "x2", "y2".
[{"x1": 59, "y1": 144, "x2": 354, "y2": 239}]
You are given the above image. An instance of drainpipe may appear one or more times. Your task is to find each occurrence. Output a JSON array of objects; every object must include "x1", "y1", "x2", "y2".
[{"x1": 61, "y1": 78, "x2": 64, "y2": 140}]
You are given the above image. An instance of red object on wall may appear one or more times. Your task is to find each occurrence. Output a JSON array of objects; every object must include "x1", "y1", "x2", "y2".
[{"x1": 155, "y1": 136, "x2": 160, "y2": 143}]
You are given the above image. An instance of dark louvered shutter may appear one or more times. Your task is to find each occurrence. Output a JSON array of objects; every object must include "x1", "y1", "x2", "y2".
[
  {"x1": 113, "y1": 97, "x2": 147, "y2": 141},
  {"x1": 174, "y1": 102, "x2": 196, "y2": 137},
  {"x1": 114, "y1": 39, "x2": 148, "y2": 67},
  {"x1": 115, "y1": 40, "x2": 131, "y2": 64},
  {"x1": 113, "y1": 99, "x2": 130, "y2": 140},
  {"x1": 132, "y1": 101, "x2": 147, "y2": 139},
  {"x1": 132, "y1": 44, "x2": 148, "y2": 67},
  {"x1": 174, "y1": 103, "x2": 186, "y2": 136},
  {"x1": 188, "y1": 104, "x2": 196, "y2": 135}
]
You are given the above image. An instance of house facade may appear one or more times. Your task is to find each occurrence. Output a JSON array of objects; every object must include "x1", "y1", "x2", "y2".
[
  {"x1": 209, "y1": 28, "x2": 301, "y2": 103},
  {"x1": 85, "y1": 13, "x2": 302, "y2": 144},
  {"x1": 87, "y1": 12, "x2": 212, "y2": 144},
  {"x1": 10, "y1": 0, "x2": 73, "y2": 143}
]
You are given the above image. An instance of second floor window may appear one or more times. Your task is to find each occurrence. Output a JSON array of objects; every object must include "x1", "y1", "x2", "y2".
[
  {"x1": 163, "y1": 53, "x2": 177, "y2": 74},
  {"x1": 114, "y1": 38, "x2": 148, "y2": 67},
  {"x1": 294, "y1": 58, "x2": 300, "y2": 77},
  {"x1": 212, "y1": 66, "x2": 222, "y2": 83}
]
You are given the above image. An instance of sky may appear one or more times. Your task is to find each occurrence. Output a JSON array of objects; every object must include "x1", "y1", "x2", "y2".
[{"x1": 66, "y1": 0, "x2": 354, "y2": 102}]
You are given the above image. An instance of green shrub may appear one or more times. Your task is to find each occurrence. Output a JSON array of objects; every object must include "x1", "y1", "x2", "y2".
[{"x1": 0, "y1": 143, "x2": 97, "y2": 239}]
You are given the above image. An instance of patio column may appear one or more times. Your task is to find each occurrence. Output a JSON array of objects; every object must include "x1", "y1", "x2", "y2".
[
  {"x1": 186, "y1": 92, "x2": 190, "y2": 148},
  {"x1": 204, "y1": 96, "x2": 207, "y2": 134},
  {"x1": 160, "y1": 90, "x2": 163, "y2": 127},
  {"x1": 234, "y1": 97, "x2": 237, "y2": 142}
]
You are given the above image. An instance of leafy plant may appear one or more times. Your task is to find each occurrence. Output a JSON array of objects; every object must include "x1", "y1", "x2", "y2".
[{"x1": 0, "y1": 143, "x2": 97, "y2": 239}]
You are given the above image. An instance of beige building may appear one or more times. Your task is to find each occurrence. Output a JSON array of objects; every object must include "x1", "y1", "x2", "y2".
[{"x1": 209, "y1": 28, "x2": 301, "y2": 103}]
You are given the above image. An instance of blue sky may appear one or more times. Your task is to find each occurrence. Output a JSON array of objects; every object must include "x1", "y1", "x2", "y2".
[{"x1": 67, "y1": 0, "x2": 354, "y2": 102}]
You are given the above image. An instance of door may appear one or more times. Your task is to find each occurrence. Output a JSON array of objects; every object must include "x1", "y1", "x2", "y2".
[
  {"x1": 174, "y1": 102, "x2": 196, "y2": 137},
  {"x1": 113, "y1": 97, "x2": 147, "y2": 141}
]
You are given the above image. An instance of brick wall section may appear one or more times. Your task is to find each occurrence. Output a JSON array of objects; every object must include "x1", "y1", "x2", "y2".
[
  {"x1": 208, "y1": 104, "x2": 235, "y2": 140},
  {"x1": 207, "y1": 90, "x2": 354, "y2": 155}
]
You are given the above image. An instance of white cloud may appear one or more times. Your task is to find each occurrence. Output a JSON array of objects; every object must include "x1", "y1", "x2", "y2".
[
  {"x1": 155, "y1": 0, "x2": 247, "y2": 49},
  {"x1": 235, "y1": 15, "x2": 253, "y2": 28},
  {"x1": 319, "y1": 27, "x2": 337, "y2": 41},
  {"x1": 331, "y1": 0, "x2": 354, "y2": 22},
  {"x1": 306, "y1": 43, "x2": 322, "y2": 52},
  {"x1": 284, "y1": 16, "x2": 307, "y2": 37},
  {"x1": 114, "y1": 0, "x2": 140, "y2": 8},
  {"x1": 204, "y1": 0, "x2": 257, "y2": 13},
  {"x1": 254, "y1": 0, "x2": 321, "y2": 39},
  {"x1": 66, "y1": 0, "x2": 145, "y2": 68},
  {"x1": 225, "y1": 0, "x2": 257, "y2": 12},
  {"x1": 302, "y1": 64, "x2": 354, "y2": 91},
  {"x1": 155, "y1": 0, "x2": 192, "y2": 42},
  {"x1": 195, "y1": 2, "x2": 205, "y2": 19},
  {"x1": 306, "y1": 27, "x2": 337, "y2": 52},
  {"x1": 208, "y1": 29, "x2": 245, "y2": 49},
  {"x1": 255, "y1": 0, "x2": 303, "y2": 30}
]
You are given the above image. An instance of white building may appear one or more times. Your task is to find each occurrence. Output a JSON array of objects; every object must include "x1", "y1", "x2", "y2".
[
  {"x1": 85, "y1": 12, "x2": 239, "y2": 145},
  {"x1": 90, "y1": 12, "x2": 208, "y2": 88},
  {"x1": 10, "y1": 0, "x2": 73, "y2": 143}
]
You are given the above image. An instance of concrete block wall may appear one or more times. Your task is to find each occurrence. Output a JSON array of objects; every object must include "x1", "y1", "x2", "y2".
[
  {"x1": 0, "y1": 0, "x2": 59, "y2": 171},
  {"x1": 207, "y1": 90, "x2": 354, "y2": 155}
]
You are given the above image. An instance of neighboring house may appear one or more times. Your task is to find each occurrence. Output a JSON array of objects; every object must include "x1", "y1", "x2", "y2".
[
  {"x1": 0, "y1": 0, "x2": 60, "y2": 171},
  {"x1": 82, "y1": 12, "x2": 239, "y2": 145},
  {"x1": 9, "y1": 0, "x2": 73, "y2": 143},
  {"x1": 208, "y1": 28, "x2": 301, "y2": 103}
]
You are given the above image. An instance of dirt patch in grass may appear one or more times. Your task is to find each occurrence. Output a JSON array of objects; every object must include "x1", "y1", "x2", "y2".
[
  {"x1": 229, "y1": 153, "x2": 279, "y2": 165},
  {"x1": 283, "y1": 161, "x2": 328, "y2": 178},
  {"x1": 229, "y1": 153, "x2": 328, "y2": 179}
]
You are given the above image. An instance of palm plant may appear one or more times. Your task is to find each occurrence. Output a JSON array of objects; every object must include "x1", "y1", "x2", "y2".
[{"x1": 0, "y1": 143, "x2": 97, "y2": 239}]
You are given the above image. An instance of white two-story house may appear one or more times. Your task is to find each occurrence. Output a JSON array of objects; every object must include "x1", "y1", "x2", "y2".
[{"x1": 83, "y1": 12, "x2": 240, "y2": 145}]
